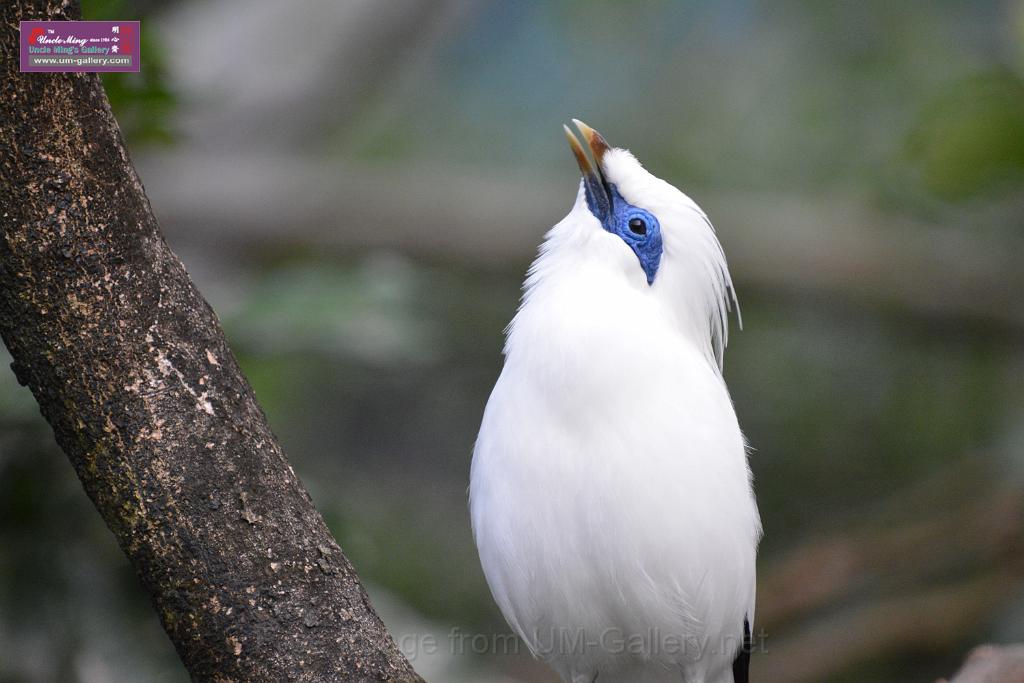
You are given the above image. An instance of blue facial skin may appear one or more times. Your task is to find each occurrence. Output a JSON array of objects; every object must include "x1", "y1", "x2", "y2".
[{"x1": 583, "y1": 178, "x2": 663, "y2": 285}]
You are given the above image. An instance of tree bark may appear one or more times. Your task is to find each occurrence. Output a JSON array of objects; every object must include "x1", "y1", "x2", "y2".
[{"x1": 0, "y1": 2, "x2": 422, "y2": 681}]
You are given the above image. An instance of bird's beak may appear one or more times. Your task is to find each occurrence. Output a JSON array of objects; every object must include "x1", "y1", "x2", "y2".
[{"x1": 564, "y1": 119, "x2": 613, "y2": 220}]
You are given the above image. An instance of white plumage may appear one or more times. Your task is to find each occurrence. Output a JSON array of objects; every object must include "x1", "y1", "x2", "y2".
[{"x1": 470, "y1": 122, "x2": 760, "y2": 683}]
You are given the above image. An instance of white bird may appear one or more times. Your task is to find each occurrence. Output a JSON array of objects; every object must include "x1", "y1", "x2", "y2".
[{"x1": 470, "y1": 120, "x2": 761, "y2": 683}]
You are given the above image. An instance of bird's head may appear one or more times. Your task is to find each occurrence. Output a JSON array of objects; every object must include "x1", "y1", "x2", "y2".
[
  {"x1": 563, "y1": 120, "x2": 665, "y2": 286},
  {"x1": 527, "y1": 120, "x2": 738, "y2": 369}
]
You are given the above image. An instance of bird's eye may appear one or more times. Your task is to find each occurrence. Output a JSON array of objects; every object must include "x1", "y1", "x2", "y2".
[{"x1": 628, "y1": 217, "x2": 647, "y2": 236}]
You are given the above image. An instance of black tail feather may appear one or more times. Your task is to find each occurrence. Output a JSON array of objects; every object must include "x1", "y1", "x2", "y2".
[{"x1": 731, "y1": 617, "x2": 751, "y2": 683}]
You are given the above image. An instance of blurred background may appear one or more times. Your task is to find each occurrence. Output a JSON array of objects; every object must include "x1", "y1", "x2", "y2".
[{"x1": 3, "y1": 0, "x2": 1024, "y2": 681}]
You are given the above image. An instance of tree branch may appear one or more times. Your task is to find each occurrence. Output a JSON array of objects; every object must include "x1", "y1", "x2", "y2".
[{"x1": 0, "y1": 2, "x2": 421, "y2": 680}]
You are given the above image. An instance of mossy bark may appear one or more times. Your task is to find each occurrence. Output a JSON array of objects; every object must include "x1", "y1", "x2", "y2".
[{"x1": 0, "y1": 2, "x2": 423, "y2": 681}]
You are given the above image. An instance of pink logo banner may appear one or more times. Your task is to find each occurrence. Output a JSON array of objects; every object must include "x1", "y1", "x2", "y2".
[{"x1": 20, "y1": 21, "x2": 140, "y2": 73}]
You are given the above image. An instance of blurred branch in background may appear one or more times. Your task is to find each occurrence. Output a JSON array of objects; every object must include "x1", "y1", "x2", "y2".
[
  {"x1": 138, "y1": 152, "x2": 1024, "y2": 330},
  {"x1": 155, "y1": 0, "x2": 472, "y2": 150},
  {"x1": 756, "y1": 458, "x2": 1024, "y2": 681}
]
